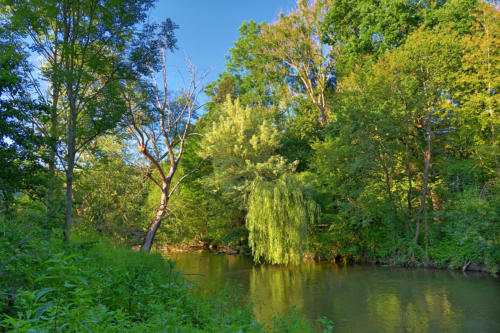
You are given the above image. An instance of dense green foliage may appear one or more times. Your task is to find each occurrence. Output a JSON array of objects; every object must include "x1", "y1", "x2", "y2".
[
  {"x1": 1, "y1": 212, "x2": 324, "y2": 331},
  {"x1": 0, "y1": 27, "x2": 46, "y2": 209},
  {"x1": 201, "y1": 98, "x2": 294, "y2": 206},
  {"x1": 0, "y1": 0, "x2": 498, "y2": 330},
  {"x1": 170, "y1": 0, "x2": 500, "y2": 272},
  {"x1": 247, "y1": 175, "x2": 319, "y2": 265},
  {"x1": 73, "y1": 136, "x2": 151, "y2": 242}
]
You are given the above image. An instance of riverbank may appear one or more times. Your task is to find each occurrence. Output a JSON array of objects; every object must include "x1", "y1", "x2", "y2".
[
  {"x1": 1, "y1": 227, "x2": 327, "y2": 332},
  {"x1": 158, "y1": 243, "x2": 495, "y2": 275}
]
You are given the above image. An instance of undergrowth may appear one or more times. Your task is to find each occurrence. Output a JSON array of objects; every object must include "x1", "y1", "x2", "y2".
[{"x1": 0, "y1": 216, "x2": 331, "y2": 332}]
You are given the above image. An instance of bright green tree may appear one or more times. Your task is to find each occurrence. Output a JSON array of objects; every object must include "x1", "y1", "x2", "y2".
[
  {"x1": 73, "y1": 135, "x2": 150, "y2": 243},
  {"x1": 247, "y1": 175, "x2": 318, "y2": 265},
  {"x1": 201, "y1": 97, "x2": 294, "y2": 206},
  {"x1": 453, "y1": 2, "x2": 499, "y2": 175}
]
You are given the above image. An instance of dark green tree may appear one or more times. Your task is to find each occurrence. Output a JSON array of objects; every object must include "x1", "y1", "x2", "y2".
[
  {"x1": 0, "y1": 27, "x2": 46, "y2": 209},
  {"x1": 321, "y1": 0, "x2": 479, "y2": 78},
  {"x1": 2, "y1": 0, "x2": 155, "y2": 241}
]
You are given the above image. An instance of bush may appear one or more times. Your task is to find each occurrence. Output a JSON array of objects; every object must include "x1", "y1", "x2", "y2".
[{"x1": 431, "y1": 186, "x2": 500, "y2": 275}]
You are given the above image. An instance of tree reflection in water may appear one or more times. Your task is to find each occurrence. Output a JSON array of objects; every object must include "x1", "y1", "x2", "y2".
[{"x1": 167, "y1": 252, "x2": 499, "y2": 333}]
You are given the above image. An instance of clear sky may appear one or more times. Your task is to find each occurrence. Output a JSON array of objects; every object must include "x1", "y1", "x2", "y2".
[{"x1": 148, "y1": 0, "x2": 297, "y2": 103}]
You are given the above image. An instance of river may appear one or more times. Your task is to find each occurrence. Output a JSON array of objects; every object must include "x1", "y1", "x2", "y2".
[{"x1": 167, "y1": 252, "x2": 500, "y2": 332}]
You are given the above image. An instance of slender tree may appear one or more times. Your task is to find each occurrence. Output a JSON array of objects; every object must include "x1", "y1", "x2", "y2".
[
  {"x1": 454, "y1": 3, "x2": 499, "y2": 174},
  {"x1": 2, "y1": 0, "x2": 154, "y2": 241},
  {"x1": 123, "y1": 21, "x2": 207, "y2": 252}
]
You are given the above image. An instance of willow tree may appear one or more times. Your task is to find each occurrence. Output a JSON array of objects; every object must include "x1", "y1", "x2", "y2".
[
  {"x1": 247, "y1": 175, "x2": 318, "y2": 265},
  {"x1": 201, "y1": 97, "x2": 294, "y2": 207},
  {"x1": 201, "y1": 97, "x2": 301, "y2": 257}
]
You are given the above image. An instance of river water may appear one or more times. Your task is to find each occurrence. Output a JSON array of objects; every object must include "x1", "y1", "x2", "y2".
[{"x1": 167, "y1": 252, "x2": 500, "y2": 332}]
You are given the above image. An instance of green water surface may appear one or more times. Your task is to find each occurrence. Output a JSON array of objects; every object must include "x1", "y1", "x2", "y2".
[{"x1": 168, "y1": 252, "x2": 499, "y2": 333}]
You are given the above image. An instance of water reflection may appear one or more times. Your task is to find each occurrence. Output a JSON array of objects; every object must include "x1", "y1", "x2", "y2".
[{"x1": 167, "y1": 253, "x2": 500, "y2": 333}]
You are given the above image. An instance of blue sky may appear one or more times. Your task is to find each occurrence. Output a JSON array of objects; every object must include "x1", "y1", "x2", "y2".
[{"x1": 148, "y1": 0, "x2": 297, "y2": 103}]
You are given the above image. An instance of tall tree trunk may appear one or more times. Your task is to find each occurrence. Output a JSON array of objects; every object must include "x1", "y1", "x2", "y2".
[
  {"x1": 402, "y1": 97, "x2": 412, "y2": 233},
  {"x1": 64, "y1": 166, "x2": 73, "y2": 242},
  {"x1": 318, "y1": 103, "x2": 328, "y2": 127},
  {"x1": 424, "y1": 208, "x2": 429, "y2": 264},
  {"x1": 47, "y1": 86, "x2": 60, "y2": 217},
  {"x1": 62, "y1": 6, "x2": 73, "y2": 243},
  {"x1": 430, "y1": 188, "x2": 440, "y2": 223},
  {"x1": 64, "y1": 104, "x2": 76, "y2": 243},
  {"x1": 142, "y1": 189, "x2": 168, "y2": 252},
  {"x1": 414, "y1": 116, "x2": 432, "y2": 246},
  {"x1": 378, "y1": 152, "x2": 393, "y2": 203},
  {"x1": 404, "y1": 143, "x2": 412, "y2": 233},
  {"x1": 377, "y1": 150, "x2": 399, "y2": 243}
]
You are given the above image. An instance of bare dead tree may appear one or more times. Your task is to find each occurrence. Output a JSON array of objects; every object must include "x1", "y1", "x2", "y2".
[{"x1": 122, "y1": 54, "x2": 207, "y2": 252}]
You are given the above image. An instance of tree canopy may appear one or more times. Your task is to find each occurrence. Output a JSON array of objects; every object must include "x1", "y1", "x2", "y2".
[{"x1": 0, "y1": 0, "x2": 498, "y2": 271}]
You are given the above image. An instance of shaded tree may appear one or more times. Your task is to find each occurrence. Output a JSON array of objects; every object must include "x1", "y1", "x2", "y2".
[
  {"x1": 2, "y1": 0, "x2": 154, "y2": 241},
  {"x1": 0, "y1": 27, "x2": 46, "y2": 209}
]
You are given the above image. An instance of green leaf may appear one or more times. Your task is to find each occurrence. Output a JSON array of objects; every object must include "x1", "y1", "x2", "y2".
[
  {"x1": 35, "y1": 302, "x2": 53, "y2": 322},
  {"x1": 35, "y1": 288, "x2": 55, "y2": 303},
  {"x1": 77, "y1": 276, "x2": 88, "y2": 286}
]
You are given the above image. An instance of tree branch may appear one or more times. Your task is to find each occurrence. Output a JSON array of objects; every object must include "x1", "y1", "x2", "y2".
[{"x1": 168, "y1": 156, "x2": 209, "y2": 197}]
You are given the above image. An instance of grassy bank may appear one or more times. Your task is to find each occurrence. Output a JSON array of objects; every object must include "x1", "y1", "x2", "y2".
[{"x1": 0, "y1": 217, "x2": 329, "y2": 332}]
